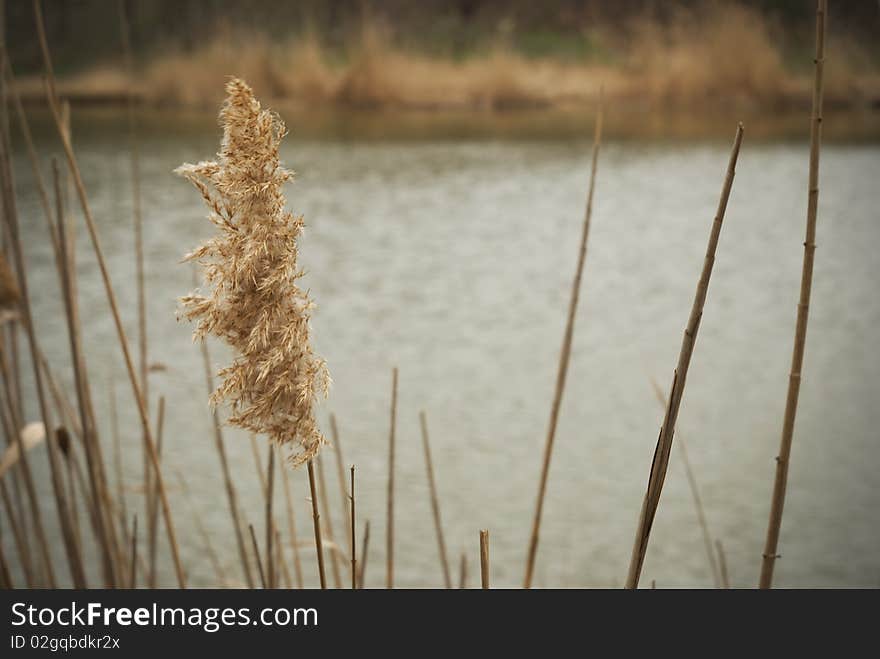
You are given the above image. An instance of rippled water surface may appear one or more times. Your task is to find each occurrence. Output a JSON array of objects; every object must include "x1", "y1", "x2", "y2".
[{"x1": 11, "y1": 110, "x2": 880, "y2": 588}]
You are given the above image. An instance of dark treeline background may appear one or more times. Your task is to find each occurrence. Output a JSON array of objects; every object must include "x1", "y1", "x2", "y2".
[{"x1": 6, "y1": 0, "x2": 880, "y2": 74}]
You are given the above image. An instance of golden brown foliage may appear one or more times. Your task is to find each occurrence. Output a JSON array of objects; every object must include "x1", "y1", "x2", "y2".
[{"x1": 177, "y1": 78, "x2": 330, "y2": 466}]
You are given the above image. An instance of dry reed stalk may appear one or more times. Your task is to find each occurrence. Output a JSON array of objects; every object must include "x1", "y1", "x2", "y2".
[
  {"x1": 249, "y1": 434, "x2": 267, "y2": 493},
  {"x1": 649, "y1": 379, "x2": 720, "y2": 588},
  {"x1": 200, "y1": 337, "x2": 254, "y2": 588},
  {"x1": 716, "y1": 540, "x2": 730, "y2": 589},
  {"x1": 147, "y1": 396, "x2": 165, "y2": 588},
  {"x1": 0, "y1": 342, "x2": 52, "y2": 584},
  {"x1": 195, "y1": 513, "x2": 226, "y2": 586},
  {"x1": 176, "y1": 78, "x2": 330, "y2": 467},
  {"x1": 349, "y1": 465, "x2": 356, "y2": 590},
  {"x1": 275, "y1": 528, "x2": 292, "y2": 588},
  {"x1": 248, "y1": 523, "x2": 267, "y2": 589},
  {"x1": 358, "y1": 520, "x2": 370, "y2": 589},
  {"x1": 265, "y1": 444, "x2": 276, "y2": 588},
  {"x1": 386, "y1": 367, "x2": 397, "y2": 589},
  {"x1": 480, "y1": 530, "x2": 490, "y2": 589},
  {"x1": 53, "y1": 158, "x2": 120, "y2": 586},
  {"x1": 129, "y1": 515, "x2": 137, "y2": 589},
  {"x1": 0, "y1": 107, "x2": 83, "y2": 587},
  {"x1": 524, "y1": 94, "x2": 603, "y2": 589},
  {"x1": 279, "y1": 461, "x2": 304, "y2": 588},
  {"x1": 108, "y1": 378, "x2": 130, "y2": 561},
  {"x1": 33, "y1": 0, "x2": 186, "y2": 588},
  {"x1": 116, "y1": 0, "x2": 148, "y2": 408},
  {"x1": 0, "y1": 54, "x2": 59, "y2": 258},
  {"x1": 329, "y1": 414, "x2": 352, "y2": 562},
  {"x1": 419, "y1": 411, "x2": 451, "y2": 588},
  {"x1": 0, "y1": 529, "x2": 11, "y2": 588},
  {"x1": 173, "y1": 469, "x2": 227, "y2": 586},
  {"x1": 316, "y1": 453, "x2": 342, "y2": 588},
  {"x1": 625, "y1": 123, "x2": 744, "y2": 589},
  {"x1": 307, "y1": 460, "x2": 327, "y2": 589},
  {"x1": 760, "y1": 0, "x2": 826, "y2": 590},
  {"x1": 0, "y1": 479, "x2": 33, "y2": 586},
  {"x1": 56, "y1": 428, "x2": 82, "y2": 557},
  {"x1": 459, "y1": 553, "x2": 467, "y2": 589}
]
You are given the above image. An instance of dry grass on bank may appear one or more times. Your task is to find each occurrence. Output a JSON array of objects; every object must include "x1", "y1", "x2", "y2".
[{"x1": 12, "y1": 4, "x2": 880, "y2": 112}]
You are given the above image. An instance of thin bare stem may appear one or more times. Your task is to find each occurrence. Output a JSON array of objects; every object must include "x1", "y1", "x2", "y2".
[
  {"x1": 53, "y1": 158, "x2": 118, "y2": 586},
  {"x1": 459, "y1": 553, "x2": 468, "y2": 589},
  {"x1": 33, "y1": 0, "x2": 185, "y2": 588},
  {"x1": 716, "y1": 540, "x2": 730, "y2": 589},
  {"x1": 350, "y1": 465, "x2": 356, "y2": 590},
  {"x1": 419, "y1": 410, "x2": 451, "y2": 588},
  {"x1": 280, "y1": 462, "x2": 304, "y2": 588},
  {"x1": 358, "y1": 520, "x2": 370, "y2": 589},
  {"x1": 329, "y1": 414, "x2": 352, "y2": 564},
  {"x1": 649, "y1": 378, "x2": 720, "y2": 588},
  {"x1": 307, "y1": 460, "x2": 326, "y2": 589},
  {"x1": 760, "y1": 0, "x2": 826, "y2": 590},
  {"x1": 248, "y1": 523, "x2": 267, "y2": 589},
  {"x1": 480, "y1": 530, "x2": 490, "y2": 590},
  {"x1": 524, "y1": 94, "x2": 603, "y2": 588},
  {"x1": 129, "y1": 515, "x2": 137, "y2": 589},
  {"x1": 387, "y1": 367, "x2": 397, "y2": 589},
  {"x1": 0, "y1": 343, "x2": 51, "y2": 584},
  {"x1": 316, "y1": 453, "x2": 342, "y2": 587},
  {"x1": 265, "y1": 444, "x2": 276, "y2": 589},
  {"x1": 200, "y1": 336, "x2": 253, "y2": 588},
  {"x1": 116, "y1": 0, "x2": 147, "y2": 408},
  {"x1": 625, "y1": 123, "x2": 744, "y2": 589},
  {"x1": 147, "y1": 396, "x2": 165, "y2": 588}
]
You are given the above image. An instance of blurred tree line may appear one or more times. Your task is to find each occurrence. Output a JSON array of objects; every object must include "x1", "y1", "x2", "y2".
[{"x1": 6, "y1": 0, "x2": 879, "y2": 74}]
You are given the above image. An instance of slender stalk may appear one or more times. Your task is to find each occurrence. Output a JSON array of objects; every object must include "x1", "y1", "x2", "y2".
[
  {"x1": 275, "y1": 528, "x2": 292, "y2": 588},
  {"x1": 358, "y1": 520, "x2": 370, "y2": 589},
  {"x1": 147, "y1": 396, "x2": 165, "y2": 588},
  {"x1": 117, "y1": 0, "x2": 147, "y2": 407},
  {"x1": 248, "y1": 523, "x2": 267, "y2": 589},
  {"x1": 419, "y1": 411, "x2": 451, "y2": 588},
  {"x1": 200, "y1": 337, "x2": 253, "y2": 588},
  {"x1": 480, "y1": 530, "x2": 490, "y2": 589},
  {"x1": 649, "y1": 379, "x2": 720, "y2": 588},
  {"x1": 459, "y1": 553, "x2": 467, "y2": 589},
  {"x1": 280, "y1": 462, "x2": 304, "y2": 588},
  {"x1": 329, "y1": 414, "x2": 352, "y2": 563},
  {"x1": 129, "y1": 516, "x2": 137, "y2": 589},
  {"x1": 0, "y1": 537, "x2": 11, "y2": 589},
  {"x1": 0, "y1": 479, "x2": 33, "y2": 587},
  {"x1": 350, "y1": 465, "x2": 356, "y2": 590},
  {"x1": 316, "y1": 453, "x2": 342, "y2": 587},
  {"x1": 265, "y1": 444, "x2": 276, "y2": 589},
  {"x1": 760, "y1": 0, "x2": 826, "y2": 590},
  {"x1": 33, "y1": 0, "x2": 185, "y2": 588},
  {"x1": 386, "y1": 367, "x2": 397, "y2": 589},
  {"x1": 716, "y1": 540, "x2": 730, "y2": 589},
  {"x1": 54, "y1": 160, "x2": 121, "y2": 585},
  {"x1": 250, "y1": 434, "x2": 267, "y2": 493},
  {"x1": 625, "y1": 123, "x2": 744, "y2": 589},
  {"x1": 1, "y1": 54, "x2": 59, "y2": 257},
  {"x1": 307, "y1": 460, "x2": 327, "y2": 589},
  {"x1": 524, "y1": 95, "x2": 603, "y2": 588},
  {"x1": 0, "y1": 343, "x2": 51, "y2": 584}
]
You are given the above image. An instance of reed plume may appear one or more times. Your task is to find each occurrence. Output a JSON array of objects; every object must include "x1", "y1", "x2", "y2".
[{"x1": 176, "y1": 78, "x2": 330, "y2": 467}]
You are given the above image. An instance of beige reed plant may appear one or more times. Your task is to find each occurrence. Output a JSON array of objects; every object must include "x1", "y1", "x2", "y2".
[{"x1": 177, "y1": 78, "x2": 330, "y2": 467}]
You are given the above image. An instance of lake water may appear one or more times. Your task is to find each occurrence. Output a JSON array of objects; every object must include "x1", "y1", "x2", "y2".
[{"x1": 9, "y1": 109, "x2": 880, "y2": 588}]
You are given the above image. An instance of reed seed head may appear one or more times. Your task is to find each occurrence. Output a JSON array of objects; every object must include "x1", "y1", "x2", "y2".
[{"x1": 176, "y1": 77, "x2": 330, "y2": 466}]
